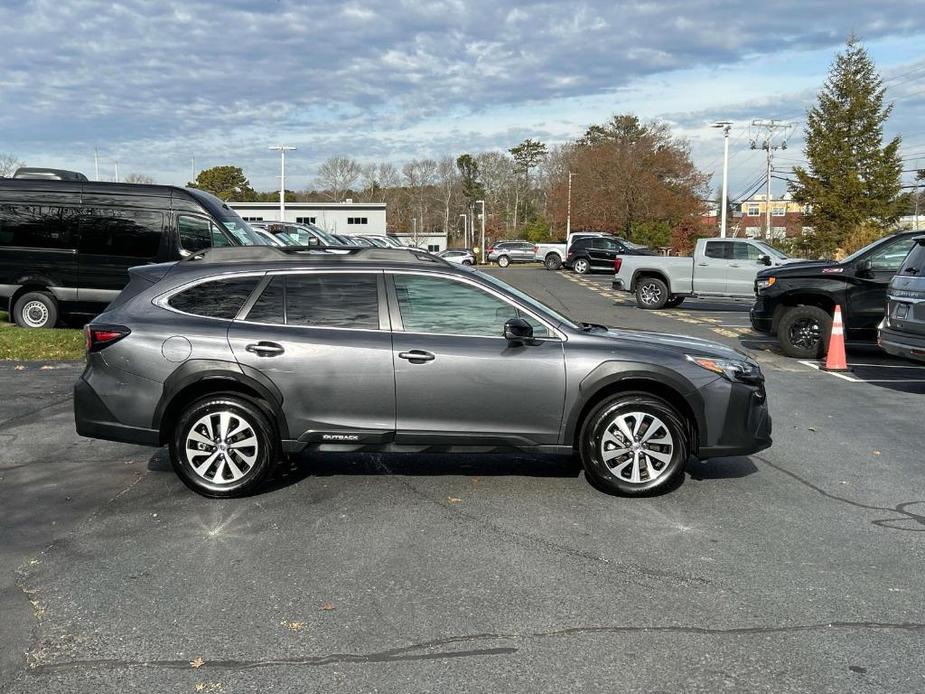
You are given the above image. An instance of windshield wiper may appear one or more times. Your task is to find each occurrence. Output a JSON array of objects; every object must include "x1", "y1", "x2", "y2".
[
  {"x1": 580, "y1": 322, "x2": 608, "y2": 332},
  {"x1": 903, "y1": 267, "x2": 920, "y2": 275}
]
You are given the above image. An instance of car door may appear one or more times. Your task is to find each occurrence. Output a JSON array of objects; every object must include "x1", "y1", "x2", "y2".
[
  {"x1": 846, "y1": 235, "x2": 919, "y2": 332},
  {"x1": 590, "y1": 238, "x2": 619, "y2": 271},
  {"x1": 695, "y1": 240, "x2": 733, "y2": 294},
  {"x1": 387, "y1": 271, "x2": 566, "y2": 445},
  {"x1": 227, "y1": 270, "x2": 396, "y2": 442},
  {"x1": 727, "y1": 242, "x2": 768, "y2": 296}
]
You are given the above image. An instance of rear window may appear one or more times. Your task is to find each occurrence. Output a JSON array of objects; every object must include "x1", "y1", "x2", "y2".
[
  {"x1": 168, "y1": 276, "x2": 260, "y2": 319},
  {"x1": 244, "y1": 273, "x2": 379, "y2": 329},
  {"x1": 900, "y1": 240, "x2": 925, "y2": 274}
]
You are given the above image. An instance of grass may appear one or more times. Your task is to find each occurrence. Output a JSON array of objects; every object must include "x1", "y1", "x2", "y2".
[{"x1": 0, "y1": 311, "x2": 85, "y2": 361}]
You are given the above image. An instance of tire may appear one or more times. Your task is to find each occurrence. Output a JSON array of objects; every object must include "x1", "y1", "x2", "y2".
[
  {"x1": 777, "y1": 305, "x2": 832, "y2": 359},
  {"x1": 170, "y1": 394, "x2": 277, "y2": 498},
  {"x1": 665, "y1": 296, "x2": 686, "y2": 308},
  {"x1": 544, "y1": 254, "x2": 563, "y2": 271},
  {"x1": 14, "y1": 291, "x2": 59, "y2": 329},
  {"x1": 462, "y1": 259, "x2": 473, "y2": 266},
  {"x1": 573, "y1": 258, "x2": 590, "y2": 274},
  {"x1": 635, "y1": 277, "x2": 669, "y2": 309},
  {"x1": 580, "y1": 393, "x2": 689, "y2": 496},
  {"x1": 497, "y1": 255, "x2": 511, "y2": 268}
]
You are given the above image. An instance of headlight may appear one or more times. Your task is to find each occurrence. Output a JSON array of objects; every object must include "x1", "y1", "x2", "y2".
[
  {"x1": 687, "y1": 355, "x2": 763, "y2": 383},
  {"x1": 756, "y1": 277, "x2": 776, "y2": 291}
]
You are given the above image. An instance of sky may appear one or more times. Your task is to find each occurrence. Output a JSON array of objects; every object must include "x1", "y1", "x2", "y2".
[{"x1": 2, "y1": 0, "x2": 925, "y2": 198}]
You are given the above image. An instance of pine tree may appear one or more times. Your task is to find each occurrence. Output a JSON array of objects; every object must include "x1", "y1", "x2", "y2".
[{"x1": 791, "y1": 37, "x2": 903, "y2": 256}]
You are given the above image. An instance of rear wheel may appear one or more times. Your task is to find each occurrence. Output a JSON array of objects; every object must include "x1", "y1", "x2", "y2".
[
  {"x1": 544, "y1": 254, "x2": 562, "y2": 271},
  {"x1": 777, "y1": 305, "x2": 831, "y2": 359},
  {"x1": 635, "y1": 277, "x2": 669, "y2": 309},
  {"x1": 462, "y1": 259, "x2": 473, "y2": 265},
  {"x1": 13, "y1": 291, "x2": 58, "y2": 329},
  {"x1": 580, "y1": 393, "x2": 689, "y2": 495},
  {"x1": 573, "y1": 258, "x2": 590, "y2": 274},
  {"x1": 497, "y1": 255, "x2": 511, "y2": 268},
  {"x1": 170, "y1": 395, "x2": 276, "y2": 498},
  {"x1": 665, "y1": 295, "x2": 686, "y2": 308}
]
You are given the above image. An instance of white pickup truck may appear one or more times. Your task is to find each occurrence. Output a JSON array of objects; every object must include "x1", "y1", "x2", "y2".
[{"x1": 612, "y1": 237, "x2": 800, "y2": 309}]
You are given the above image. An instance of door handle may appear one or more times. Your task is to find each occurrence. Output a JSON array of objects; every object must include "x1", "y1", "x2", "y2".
[
  {"x1": 697, "y1": 263, "x2": 709, "y2": 266},
  {"x1": 729, "y1": 263, "x2": 741, "y2": 268},
  {"x1": 398, "y1": 350, "x2": 435, "y2": 363},
  {"x1": 245, "y1": 341, "x2": 285, "y2": 356}
]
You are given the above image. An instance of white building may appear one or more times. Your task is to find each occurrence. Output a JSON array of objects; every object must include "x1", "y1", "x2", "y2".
[{"x1": 228, "y1": 201, "x2": 387, "y2": 235}]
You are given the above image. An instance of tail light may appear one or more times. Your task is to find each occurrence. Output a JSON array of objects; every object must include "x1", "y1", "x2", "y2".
[
  {"x1": 84, "y1": 325, "x2": 131, "y2": 352},
  {"x1": 613, "y1": 257, "x2": 623, "y2": 273}
]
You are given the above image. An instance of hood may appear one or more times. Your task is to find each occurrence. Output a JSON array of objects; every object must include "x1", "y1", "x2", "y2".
[
  {"x1": 595, "y1": 327, "x2": 752, "y2": 362},
  {"x1": 757, "y1": 258, "x2": 836, "y2": 277}
]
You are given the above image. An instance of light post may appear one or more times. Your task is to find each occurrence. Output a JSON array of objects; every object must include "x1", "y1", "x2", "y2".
[
  {"x1": 711, "y1": 121, "x2": 732, "y2": 238},
  {"x1": 269, "y1": 145, "x2": 296, "y2": 221},
  {"x1": 475, "y1": 200, "x2": 485, "y2": 263},
  {"x1": 566, "y1": 172, "x2": 575, "y2": 237}
]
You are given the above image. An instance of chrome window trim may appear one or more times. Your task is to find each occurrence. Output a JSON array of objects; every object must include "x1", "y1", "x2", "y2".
[{"x1": 153, "y1": 270, "x2": 269, "y2": 322}]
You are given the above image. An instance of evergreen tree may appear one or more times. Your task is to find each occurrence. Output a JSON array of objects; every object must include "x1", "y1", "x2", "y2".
[
  {"x1": 188, "y1": 165, "x2": 257, "y2": 201},
  {"x1": 791, "y1": 37, "x2": 903, "y2": 256}
]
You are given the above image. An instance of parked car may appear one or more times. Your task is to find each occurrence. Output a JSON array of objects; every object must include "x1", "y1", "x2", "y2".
[
  {"x1": 75, "y1": 244, "x2": 771, "y2": 498},
  {"x1": 749, "y1": 231, "x2": 921, "y2": 358},
  {"x1": 879, "y1": 235, "x2": 925, "y2": 362},
  {"x1": 565, "y1": 236, "x2": 656, "y2": 274},
  {"x1": 0, "y1": 175, "x2": 266, "y2": 328},
  {"x1": 534, "y1": 232, "x2": 611, "y2": 270},
  {"x1": 488, "y1": 240, "x2": 535, "y2": 267},
  {"x1": 613, "y1": 238, "x2": 800, "y2": 310},
  {"x1": 438, "y1": 248, "x2": 476, "y2": 265},
  {"x1": 250, "y1": 221, "x2": 343, "y2": 248}
]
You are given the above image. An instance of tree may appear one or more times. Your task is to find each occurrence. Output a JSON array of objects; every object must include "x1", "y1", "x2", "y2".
[
  {"x1": 124, "y1": 173, "x2": 154, "y2": 184},
  {"x1": 790, "y1": 37, "x2": 903, "y2": 257},
  {"x1": 436, "y1": 157, "x2": 460, "y2": 235},
  {"x1": 0, "y1": 153, "x2": 23, "y2": 178},
  {"x1": 316, "y1": 156, "x2": 362, "y2": 201},
  {"x1": 509, "y1": 139, "x2": 548, "y2": 232},
  {"x1": 188, "y1": 165, "x2": 257, "y2": 200},
  {"x1": 456, "y1": 154, "x2": 485, "y2": 208}
]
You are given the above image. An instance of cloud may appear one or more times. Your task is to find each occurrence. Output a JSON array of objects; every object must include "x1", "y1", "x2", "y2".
[{"x1": 2, "y1": 0, "x2": 924, "y2": 189}]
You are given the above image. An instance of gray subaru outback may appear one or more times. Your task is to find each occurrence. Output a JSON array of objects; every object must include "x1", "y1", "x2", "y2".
[{"x1": 74, "y1": 246, "x2": 771, "y2": 498}]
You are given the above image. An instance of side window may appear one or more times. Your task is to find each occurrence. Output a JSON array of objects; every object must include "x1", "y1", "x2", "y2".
[
  {"x1": 704, "y1": 241, "x2": 731, "y2": 259},
  {"x1": 733, "y1": 243, "x2": 763, "y2": 261},
  {"x1": 0, "y1": 204, "x2": 78, "y2": 249},
  {"x1": 168, "y1": 276, "x2": 260, "y2": 319},
  {"x1": 869, "y1": 237, "x2": 918, "y2": 271},
  {"x1": 79, "y1": 208, "x2": 162, "y2": 258},
  {"x1": 393, "y1": 274, "x2": 550, "y2": 338},
  {"x1": 593, "y1": 238, "x2": 619, "y2": 250},
  {"x1": 245, "y1": 274, "x2": 379, "y2": 329},
  {"x1": 178, "y1": 215, "x2": 212, "y2": 253}
]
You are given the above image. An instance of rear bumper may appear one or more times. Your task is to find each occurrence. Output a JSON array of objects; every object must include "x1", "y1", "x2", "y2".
[
  {"x1": 697, "y1": 381, "x2": 772, "y2": 458},
  {"x1": 879, "y1": 326, "x2": 925, "y2": 363},
  {"x1": 612, "y1": 278, "x2": 626, "y2": 291},
  {"x1": 74, "y1": 376, "x2": 160, "y2": 446}
]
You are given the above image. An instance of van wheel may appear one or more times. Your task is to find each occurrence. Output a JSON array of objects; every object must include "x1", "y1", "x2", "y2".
[
  {"x1": 580, "y1": 393, "x2": 689, "y2": 496},
  {"x1": 635, "y1": 277, "x2": 669, "y2": 309},
  {"x1": 777, "y1": 305, "x2": 831, "y2": 359},
  {"x1": 170, "y1": 395, "x2": 276, "y2": 498},
  {"x1": 14, "y1": 291, "x2": 58, "y2": 329},
  {"x1": 544, "y1": 254, "x2": 562, "y2": 271}
]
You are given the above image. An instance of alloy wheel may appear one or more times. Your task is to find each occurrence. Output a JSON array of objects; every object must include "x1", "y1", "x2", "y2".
[
  {"x1": 574, "y1": 259, "x2": 589, "y2": 274},
  {"x1": 640, "y1": 282, "x2": 662, "y2": 306},
  {"x1": 185, "y1": 410, "x2": 259, "y2": 485},
  {"x1": 788, "y1": 317, "x2": 821, "y2": 350},
  {"x1": 599, "y1": 411, "x2": 674, "y2": 484}
]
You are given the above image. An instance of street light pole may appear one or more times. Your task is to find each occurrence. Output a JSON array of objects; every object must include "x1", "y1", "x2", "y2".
[
  {"x1": 269, "y1": 145, "x2": 296, "y2": 221},
  {"x1": 475, "y1": 200, "x2": 485, "y2": 263},
  {"x1": 459, "y1": 214, "x2": 468, "y2": 246},
  {"x1": 711, "y1": 121, "x2": 732, "y2": 238},
  {"x1": 566, "y1": 172, "x2": 575, "y2": 237}
]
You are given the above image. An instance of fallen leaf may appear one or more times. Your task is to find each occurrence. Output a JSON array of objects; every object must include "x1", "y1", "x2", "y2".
[
  {"x1": 190, "y1": 656, "x2": 205, "y2": 669},
  {"x1": 447, "y1": 497, "x2": 462, "y2": 504},
  {"x1": 320, "y1": 601, "x2": 335, "y2": 611},
  {"x1": 807, "y1": 427, "x2": 816, "y2": 432},
  {"x1": 471, "y1": 477, "x2": 480, "y2": 487},
  {"x1": 14, "y1": 365, "x2": 25, "y2": 371},
  {"x1": 282, "y1": 621, "x2": 305, "y2": 632},
  {"x1": 872, "y1": 450, "x2": 881, "y2": 456}
]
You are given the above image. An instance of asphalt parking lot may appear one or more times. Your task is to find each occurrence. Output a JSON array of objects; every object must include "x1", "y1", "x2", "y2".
[{"x1": 1, "y1": 267, "x2": 924, "y2": 694}]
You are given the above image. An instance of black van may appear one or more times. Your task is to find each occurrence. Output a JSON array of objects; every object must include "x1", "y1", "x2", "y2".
[{"x1": 0, "y1": 175, "x2": 266, "y2": 327}]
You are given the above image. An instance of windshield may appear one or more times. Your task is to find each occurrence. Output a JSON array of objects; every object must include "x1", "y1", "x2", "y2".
[
  {"x1": 477, "y1": 270, "x2": 579, "y2": 329},
  {"x1": 841, "y1": 235, "x2": 892, "y2": 264},
  {"x1": 218, "y1": 215, "x2": 269, "y2": 246},
  {"x1": 305, "y1": 224, "x2": 340, "y2": 246},
  {"x1": 754, "y1": 242, "x2": 788, "y2": 259}
]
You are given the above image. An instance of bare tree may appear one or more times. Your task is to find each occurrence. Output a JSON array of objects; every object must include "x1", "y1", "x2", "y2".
[
  {"x1": 436, "y1": 157, "x2": 460, "y2": 235},
  {"x1": 402, "y1": 159, "x2": 438, "y2": 238},
  {"x1": 0, "y1": 153, "x2": 23, "y2": 178},
  {"x1": 124, "y1": 172, "x2": 155, "y2": 184},
  {"x1": 315, "y1": 156, "x2": 362, "y2": 201}
]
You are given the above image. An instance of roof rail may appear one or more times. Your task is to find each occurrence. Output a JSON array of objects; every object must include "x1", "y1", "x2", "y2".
[{"x1": 183, "y1": 245, "x2": 445, "y2": 265}]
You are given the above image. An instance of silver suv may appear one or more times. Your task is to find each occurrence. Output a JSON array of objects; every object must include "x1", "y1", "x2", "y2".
[
  {"x1": 880, "y1": 235, "x2": 925, "y2": 362},
  {"x1": 75, "y1": 246, "x2": 771, "y2": 498}
]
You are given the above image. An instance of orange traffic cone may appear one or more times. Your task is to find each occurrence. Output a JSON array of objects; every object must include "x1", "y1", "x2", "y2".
[{"x1": 821, "y1": 305, "x2": 850, "y2": 372}]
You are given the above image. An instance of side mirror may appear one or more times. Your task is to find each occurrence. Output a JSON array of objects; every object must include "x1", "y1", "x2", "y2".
[
  {"x1": 857, "y1": 258, "x2": 872, "y2": 274},
  {"x1": 503, "y1": 317, "x2": 533, "y2": 344},
  {"x1": 759, "y1": 254, "x2": 772, "y2": 266},
  {"x1": 307, "y1": 236, "x2": 320, "y2": 247}
]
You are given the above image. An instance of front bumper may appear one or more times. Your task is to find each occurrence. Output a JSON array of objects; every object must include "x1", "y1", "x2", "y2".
[
  {"x1": 749, "y1": 295, "x2": 775, "y2": 333},
  {"x1": 879, "y1": 326, "x2": 925, "y2": 363},
  {"x1": 697, "y1": 380, "x2": 772, "y2": 458},
  {"x1": 74, "y1": 376, "x2": 160, "y2": 446}
]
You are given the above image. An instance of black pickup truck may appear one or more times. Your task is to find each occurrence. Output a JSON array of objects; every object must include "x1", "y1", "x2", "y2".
[{"x1": 750, "y1": 231, "x2": 920, "y2": 358}]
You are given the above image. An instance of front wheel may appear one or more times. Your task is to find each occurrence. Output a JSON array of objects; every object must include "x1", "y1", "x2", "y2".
[
  {"x1": 635, "y1": 277, "x2": 669, "y2": 309},
  {"x1": 573, "y1": 258, "x2": 590, "y2": 274},
  {"x1": 170, "y1": 395, "x2": 276, "y2": 498},
  {"x1": 777, "y1": 305, "x2": 831, "y2": 359},
  {"x1": 497, "y1": 255, "x2": 510, "y2": 268},
  {"x1": 580, "y1": 393, "x2": 689, "y2": 495},
  {"x1": 544, "y1": 254, "x2": 563, "y2": 271},
  {"x1": 13, "y1": 291, "x2": 58, "y2": 328},
  {"x1": 462, "y1": 259, "x2": 473, "y2": 265}
]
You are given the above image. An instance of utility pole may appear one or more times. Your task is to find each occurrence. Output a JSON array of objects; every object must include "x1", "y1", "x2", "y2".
[
  {"x1": 711, "y1": 121, "x2": 732, "y2": 238},
  {"x1": 476, "y1": 200, "x2": 486, "y2": 263},
  {"x1": 459, "y1": 214, "x2": 467, "y2": 247},
  {"x1": 750, "y1": 119, "x2": 792, "y2": 239},
  {"x1": 191, "y1": 157, "x2": 196, "y2": 183},
  {"x1": 566, "y1": 172, "x2": 575, "y2": 237},
  {"x1": 113, "y1": 160, "x2": 119, "y2": 183},
  {"x1": 93, "y1": 148, "x2": 100, "y2": 181},
  {"x1": 412, "y1": 217, "x2": 417, "y2": 246},
  {"x1": 269, "y1": 145, "x2": 296, "y2": 221}
]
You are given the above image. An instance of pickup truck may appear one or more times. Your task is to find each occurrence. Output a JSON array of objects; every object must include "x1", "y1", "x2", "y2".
[{"x1": 612, "y1": 237, "x2": 800, "y2": 309}]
